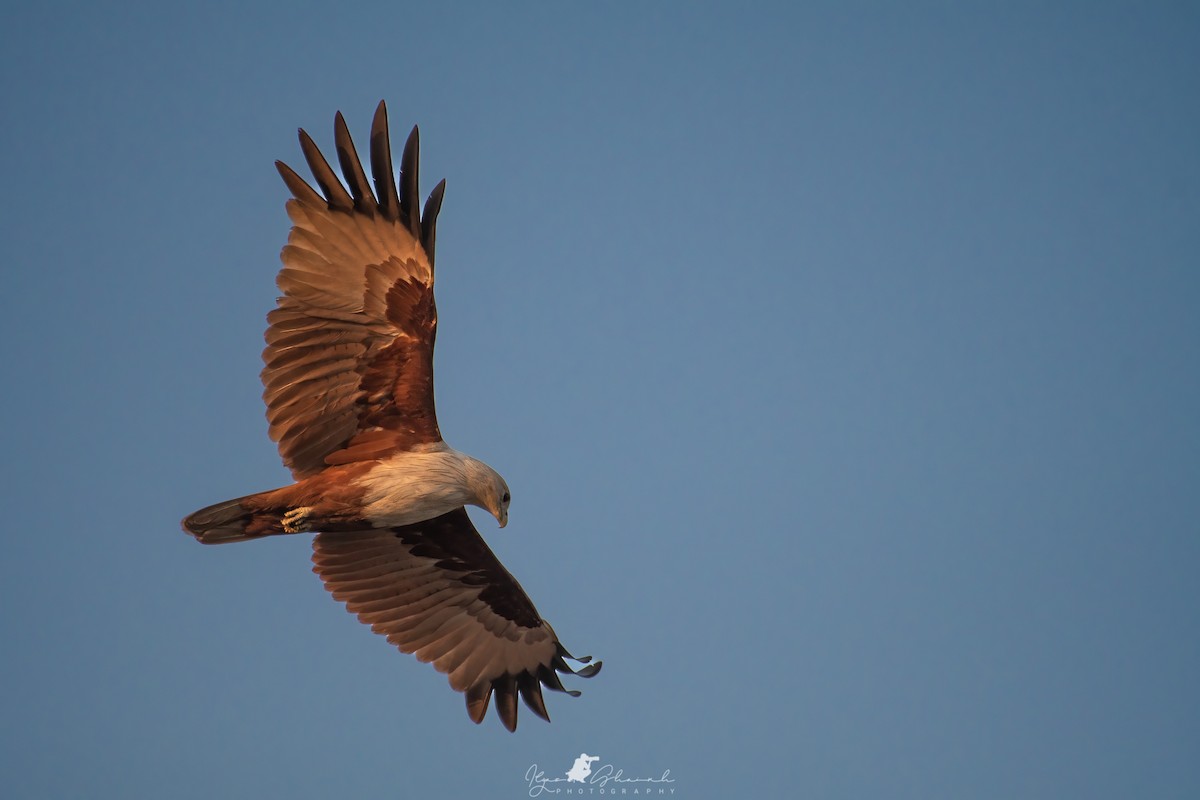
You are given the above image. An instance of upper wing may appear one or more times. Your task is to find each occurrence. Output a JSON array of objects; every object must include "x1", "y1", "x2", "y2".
[
  {"x1": 312, "y1": 508, "x2": 600, "y2": 731},
  {"x1": 263, "y1": 101, "x2": 449, "y2": 479}
]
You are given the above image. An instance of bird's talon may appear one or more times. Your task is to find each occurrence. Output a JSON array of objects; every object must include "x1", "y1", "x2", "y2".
[{"x1": 282, "y1": 506, "x2": 313, "y2": 533}]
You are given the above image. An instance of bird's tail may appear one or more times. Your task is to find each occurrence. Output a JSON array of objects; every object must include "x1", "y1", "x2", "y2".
[{"x1": 182, "y1": 491, "x2": 285, "y2": 545}]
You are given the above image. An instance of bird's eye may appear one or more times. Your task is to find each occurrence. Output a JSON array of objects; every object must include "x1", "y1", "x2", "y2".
[{"x1": 502, "y1": 492, "x2": 510, "y2": 504}]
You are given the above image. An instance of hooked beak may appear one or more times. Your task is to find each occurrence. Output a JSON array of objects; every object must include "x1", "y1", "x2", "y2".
[{"x1": 498, "y1": 510, "x2": 508, "y2": 528}]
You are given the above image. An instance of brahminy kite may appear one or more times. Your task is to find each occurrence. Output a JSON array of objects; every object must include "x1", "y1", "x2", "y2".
[{"x1": 183, "y1": 102, "x2": 599, "y2": 732}]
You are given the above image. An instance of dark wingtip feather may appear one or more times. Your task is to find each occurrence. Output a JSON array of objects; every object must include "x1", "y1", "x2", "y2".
[
  {"x1": 538, "y1": 664, "x2": 582, "y2": 697},
  {"x1": 421, "y1": 179, "x2": 446, "y2": 267},
  {"x1": 275, "y1": 161, "x2": 324, "y2": 206},
  {"x1": 333, "y1": 110, "x2": 377, "y2": 213},
  {"x1": 493, "y1": 674, "x2": 519, "y2": 732},
  {"x1": 575, "y1": 661, "x2": 603, "y2": 678},
  {"x1": 370, "y1": 100, "x2": 400, "y2": 220},
  {"x1": 466, "y1": 681, "x2": 492, "y2": 724},
  {"x1": 399, "y1": 126, "x2": 421, "y2": 239},
  {"x1": 298, "y1": 128, "x2": 353, "y2": 211},
  {"x1": 518, "y1": 672, "x2": 551, "y2": 723}
]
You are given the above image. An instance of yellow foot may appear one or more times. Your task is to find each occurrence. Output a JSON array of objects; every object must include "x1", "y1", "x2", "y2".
[{"x1": 282, "y1": 507, "x2": 314, "y2": 533}]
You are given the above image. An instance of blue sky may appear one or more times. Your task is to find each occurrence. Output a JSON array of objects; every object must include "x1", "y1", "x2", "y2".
[{"x1": 2, "y1": 2, "x2": 1198, "y2": 797}]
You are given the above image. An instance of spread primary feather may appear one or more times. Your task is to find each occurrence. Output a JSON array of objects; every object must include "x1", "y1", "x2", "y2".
[{"x1": 182, "y1": 101, "x2": 599, "y2": 732}]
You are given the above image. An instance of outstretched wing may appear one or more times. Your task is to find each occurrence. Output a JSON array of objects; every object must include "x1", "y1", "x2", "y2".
[
  {"x1": 312, "y1": 508, "x2": 600, "y2": 731},
  {"x1": 263, "y1": 101, "x2": 449, "y2": 479}
]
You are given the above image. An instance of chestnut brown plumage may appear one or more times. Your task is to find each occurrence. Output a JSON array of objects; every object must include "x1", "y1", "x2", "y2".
[{"x1": 182, "y1": 101, "x2": 599, "y2": 731}]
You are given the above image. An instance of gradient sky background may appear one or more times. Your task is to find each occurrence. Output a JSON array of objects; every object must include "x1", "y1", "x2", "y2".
[{"x1": 2, "y1": 2, "x2": 1198, "y2": 797}]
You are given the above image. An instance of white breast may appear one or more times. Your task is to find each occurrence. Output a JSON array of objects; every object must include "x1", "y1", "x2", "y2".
[{"x1": 357, "y1": 444, "x2": 477, "y2": 527}]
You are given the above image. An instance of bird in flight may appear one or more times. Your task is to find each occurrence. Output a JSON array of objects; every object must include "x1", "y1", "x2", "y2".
[{"x1": 183, "y1": 101, "x2": 599, "y2": 732}]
